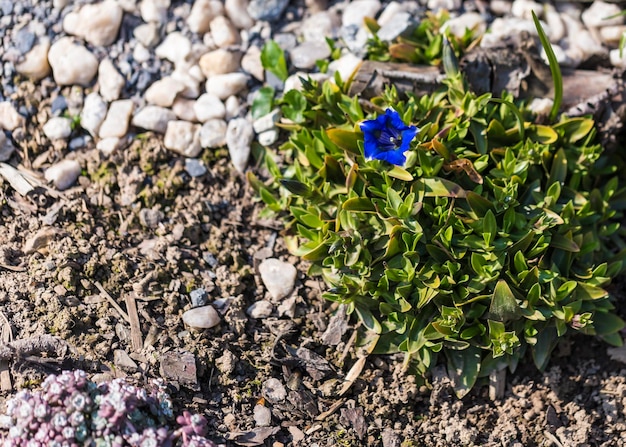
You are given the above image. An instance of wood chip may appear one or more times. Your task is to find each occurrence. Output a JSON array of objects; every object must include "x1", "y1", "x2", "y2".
[
  {"x1": 94, "y1": 281, "x2": 130, "y2": 323},
  {"x1": 159, "y1": 349, "x2": 199, "y2": 390},
  {"x1": 337, "y1": 356, "x2": 367, "y2": 397},
  {"x1": 124, "y1": 293, "x2": 143, "y2": 352},
  {"x1": 0, "y1": 311, "x2": 12, "y2": 391}
]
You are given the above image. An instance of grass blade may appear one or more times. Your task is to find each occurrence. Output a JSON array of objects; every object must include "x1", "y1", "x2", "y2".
[{"x1": 532, "y1": 11, "x2": 562, "y2": 122}]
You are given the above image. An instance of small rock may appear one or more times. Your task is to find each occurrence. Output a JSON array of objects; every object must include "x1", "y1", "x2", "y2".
[
  {"x1": 80, "y1": 93, "x2": 108, "y2": 137},
  {"x1": 377, "y1": 1, "x2": 405, "y2": 26},
  {"x1": 241, "y1": 45, "x2": 264, "y2": 81},
  {"x1": 206, "y1": 73, "x2": 249, "y2": 100},
  {"x1": 376, "y1": 11, "x2": 416, "y2": 42},
  {"x1": 342, "y1": 0, "x2": 381, "y2": 28},
  {"x1": 140, "y1": 0, "x2": 171, "y2": 24},
  {"x1": 600, "y1": 25, "x2": 626, "y2": 46},
  {"x1": 188, "y1": 0, "x2": 224, "y2": 34},
  {"x1": 114, "y1": 349, "x2": 138, "y2": 372},
  {"x1": 225, "y1": 0, "x2": 254, "y2": 28},
  {"x1": 194, "y1": 93, "x2": 226, "y2": 122},
  {"x1": 200, "y1": 119, "x2": 227, "y2": 148},
  {"x1": 277, "y1": 295, "x2": 296, "y2": 318},
  {"x1": 226, "y1": 117, "x2": 253, "y2": 172},
  {"x1": 284, "y1": 72, "x2": 329, "y2": 92},
  {"x1": 0, "y1": 102, "x2": 25, "y2": 131},
  {"x1": 145, "y1": 77, "x2": 185, "y2": 107},
  {"x1": 302, "y1": 11, "x2": 339, "y2": 42},
  {"x1": 290, "y1": 41, "x2": 331, "y2": 69},
  {"x1": 441, "y1": 12, "x2": 486, "y2": 40},
  {"x1": 381, "y1": 427, "x2": 401, "y2": 447},
  {"x1": 253, "y1": 109, "x2": 280, "y2": 134},
  {"x1": 134, "y1": 23, "x2": 160, "y2": 47},
  {"x1": 98, "y1": 59, "x2": 125, "y2": 102},
  {"x1": 253, "y1": 404, "x2": 272, "y2": 427},
  {"x1": 328, "y1": 53, "x2": 362, "y2": 83},
  {"x1": 247, "y1": 0, "x2": 289, "y2": 22},
  {"x1": 182, "y1": 305, "x2": 220, "y2": 329},
  {"x1": 45, "y1": 159, "x2": 81, "y2": 190},
  {"x1": 69, "y1": 135, "x2": 90, "y2": 151},
  {"x1": 132, "y1": 105, "x2": 177, "y2": 133},
  {"x1": 185, "y1": 158, "x2": 208, "y2": 177},
  {"x1": 258, "y1": 258, "x2": 297, "y2": 300},
  {"x1": 510, "y1": 0, "x2": 541, "y2": 20},
  {"x1": 164, "y1": 120, "x2": 202, "y2": 157},
  {"x1": 62, "y1": 0, "x2": 123, "y2": 46},
  {"x1": 288, "y1": 426, "x2": 306, "y2": 444},
  {"x1": 0, "y1": 132, "x2": 15, "y2": 161},
  {"x1": 610, "y1": 48, "x2": 626, "y2": 68},
  {"x1": 210, "y1": 15, "x2": 240, "y2": 47},
  {"x1": 160, "y1": 349, "x2": 199, "y2": 390},
  {"x1": 14, "y1": 28, "x2": 36, "y2": 55},
  {"x1": 98, "y1": 99, "x2": 134, "y2": 139},
  {"x1": 43, "y1": 117, "x2": 72, "y2": 140},
  {"x1": 97, "y1": 137, "x2": 122, "y2": 156},
  {"x1": 582, "y1": 1, "x2": 623, "y2": 28},
  {"x1": 247, "y1": 300, "x2": 273, "y2": 318},
  {"x1": 156, "y1": 32, "x2": 192, "y2": 66},
  {"x1": 258, "y1": 129, "x2": 278, "y2": 146},
  {"x1": 171, "y1": 67, "x2": 203, "y2": 99},
  {"x1": 48, "y1": 37, "x2": 99, "y2": 87},
  {"x1": 172, "y1": 97, "x2": 198, "y2": 122},
  {"x1": 544, "y1": 4, "x2": 565, "y2": 42},
  {"x1": 570, "y1": 30, "x2": 606, "y2": 61},
  {"x1": 139, "y1": 207, "x2": 164, "y2": 228},
  {"x1": 262, "y1": 378, "x2": 287, "y2": 403},
  {"x1": 15, "y1": 38, "x2": 51, "y2": 81},
  {"x1": 51, "y1": 96, "x2": 68, "y2": 116},
  {"x1": 199, "y1": 49, "x2": 242, "y2": 77},
  {"x1": 224, "y1": 95, "x2": 241, "y2": 119},
  {"x1": 215, "y1": 350, "x2": 237, "y2": 375}
]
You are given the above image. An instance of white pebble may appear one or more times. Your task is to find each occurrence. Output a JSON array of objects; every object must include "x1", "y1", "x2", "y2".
[
  {"x1": 97, "y1": 137, "x2": 122, "y2": 156},
  {"x1": 253, "y1": 109, "x2": 280, "y2": 134},
  {"x1": 164, "y1": 120, "x2": 202, "y2": 157},
  {"x1": 600, "y1": 25, "x2": 626, "y2": 46},
  {"x1": 284, "y1": 72, "x2": 329, "y2": 92},
  {"x1": 134, "y1": 23, "x2": 160, "y2": 47},
  {"x1": 544, "y1": 4, "x2": 565, "y2": 42},
  {"x1": 98, "y1": 59, "x2": 125, "y2": 102},
  {"x1": 226, "y1": 117, "x2": 253, "y2": 172},
  {"x1": 582, "y1": 1, "x2": 623, "y2": 28},
  {"x1": 253, "y1": 404, "x2": 272, "y2": 427},
  {"x1": 224, "y1": 95, "x2": 241, "y2": 120},
  {"x1": 442, "y1": 13, "x2": 486, "y2": 39},
  {"x1": 210, "y1": 15, "x2": 240, "y2": 47},
  {"x1": 258, "y1": 258, "x2": 297, "y2": 300},
  {"x1": 199, "y1": 49, "x2": 242, "y2": 77},
  {"x1": 570, "y1": 30, "x2": 606, "y2": 61},
  {"x1": 132, "y1": 105, "x2": 177, "y2": 133},
  {"x1": 140, "y1": 0, "x2": 171, "y2": 23},
  {"x1": 290, "y1": 41, "x2": 331, "y2": 69},
  {"x1": 247, "y1": 300, "x2": 273, "y2": 319},
  {"x1": 48, "y1": 37, "x2": 99, "y2": 87},
  {"x1": 156, "y1": 32, "x2": 192, "y2": 66},
  {"x1": 241, "y1": 45, "x2": 264, "y2": 81},
  {"x1": 43, "y1": 117, "x2": 72, "y2": 140},
  {"x1": 45, "y1": 159, "x2": 81, "y2": 190},
  {"x1": 0, "y1": 102, "x2": 25, "y2": 131},
  {"x1": 225, "y1": 0, "x2": 254, "y2": 29},
  {"x1": 377, "y1": 1, "x2": 404, "y2": 27},
  {"x1": 328, "y1": 53, "x2": 362, "y2": 83},
  {"x1": 510, "y1": 0, "x2": 542, "y2": 20},
  {"x1": 0, "y1": 132, "x2": 15, "y2": 161},
  {"x1": 188, "y1": 0, "x2": 224, "y2": 34},
  {"x1": 258, "y1": 129, "x2": 278, "y2": 146},
  {"x1": 15, "y1": 38, "x2": 51, "y2": 81},
  {"x1": 182, "y1": 305, "x2": 220, "y2": 329},
  {"x1": 145, "y1": 77, "x2": 185, "y2": 107},
  {"x1": 62, "y1": 0, "x2": 123, "y2": 46},
  {"x1": 99, "y1": 100, "x2": 134, "y2": 139},
  {"x1": 610, "y1": 48, "x2": 626, "y2": 68},
  {"x1": 302, "y1": 11, "x2": 339, "y2": 43},
  {"x1": 528, "y1": 98, "x2": 554, "y2": 116},
  {"x1": 194, "y1": 93, "x2": 226, "y2": 122},
  {"x1": 342, "y1": 0, "x2": 381, "y2": 28},
  {"x1": 172, "y1": 97, "x2": 199, "y2": 122},
  {"x1": 133, "y1": 44, "x2": 152, "y2": 64},
  {"x1": 200, "y1": 119, "x2": 227, "y2": 148},
  {"x1": 80, "y1": 93, "x2": 108, "y2": 137},
  {"x1": 171, "y1": 67, "x2": 203, "y2": 99},
  {"x1": 206, "y1": 73, "x2": 249, "y2": 100}
]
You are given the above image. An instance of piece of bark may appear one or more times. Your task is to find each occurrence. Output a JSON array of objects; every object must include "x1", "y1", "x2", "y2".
[{"x1": 159, "y1": 349, "x2": 199, "y2": 390}]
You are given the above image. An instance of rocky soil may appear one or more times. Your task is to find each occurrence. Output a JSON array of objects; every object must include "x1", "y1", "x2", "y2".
[{"x1": 1, "y1": 0, "x2": 626, "y2": 446}]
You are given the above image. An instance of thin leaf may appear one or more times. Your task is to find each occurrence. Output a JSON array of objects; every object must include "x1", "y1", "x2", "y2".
[
  {"x1": 489, "y1": 280, "x2": 521, "y2": 322},
  {"x1": 326, "y1": 128, "x2": 361, "y2": 154},
  {"x1": 532, "y1": 11, "x2": 562, "y2": 121},
  {"x1": 414, "y1": 177, "x2": 467, "y2": 198}
]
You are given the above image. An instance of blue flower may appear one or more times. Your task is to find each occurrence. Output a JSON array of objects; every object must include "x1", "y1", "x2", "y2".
[{"x1": 359, "y1": 108, "x2": 418, "y2": 166}]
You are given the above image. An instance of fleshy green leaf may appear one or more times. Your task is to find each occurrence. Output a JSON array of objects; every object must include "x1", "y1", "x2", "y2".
[
  {"x1": 260, "y1": 40, "x2": 289, "y2": 81},
  {"x1": 489, "y1": 280, "x2": 521, "y2": 322},
  {"x1": 447, "y1": 346, "x2": 481, "y2": 399}
]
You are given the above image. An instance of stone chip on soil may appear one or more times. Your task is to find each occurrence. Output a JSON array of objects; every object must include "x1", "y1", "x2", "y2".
[
  {"x1": 258, "y1": 257, "x2": 297, "y2": 300},
  {"x1": 44, "y1": 159, "x2": 81, "y2": 190},
  {"x1": 164, "y1": 120, "x2": 202, "y2": 157},
  {"x1": 226, "y1": 117, "x2": 253, "y2": 172},
  {"x1": 159, "y1": 349, "x2": 199, "y2": 390},
  {"x1": 182, "y1": 305, "x2": 220, "y2": 329},
  {"x1": 48, "y1": 37, "x2": 99, "y2": 87}
]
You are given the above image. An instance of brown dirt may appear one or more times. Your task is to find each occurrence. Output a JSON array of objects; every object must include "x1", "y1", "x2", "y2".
[{"x1": 1, "y1": 81, "x2": 626, "y2": 447}]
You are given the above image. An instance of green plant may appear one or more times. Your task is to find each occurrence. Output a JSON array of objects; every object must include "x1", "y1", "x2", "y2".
[{"x1": 251, "y1": 62, "x2": 626, "y2": 396}]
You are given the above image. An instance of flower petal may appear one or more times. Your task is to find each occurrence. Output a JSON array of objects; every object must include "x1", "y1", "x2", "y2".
[
  {"x1": 399, "y1": 126, "x2": 418, "y2": 152},
  {"x1": 375, "y1": 148, "x2": 406, "y2": 166},
  {"x1": 363, "y1": 133, "x2": 380, "y2": 159},
  {"x1": 386, "y1": 108, "x2": 411, "y2": 132}
]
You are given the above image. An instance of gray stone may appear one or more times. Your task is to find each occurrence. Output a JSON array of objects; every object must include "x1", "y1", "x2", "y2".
[
  {"x1": 247, "y1": 0, "x2": 289, "y2": 22},
  {"x1": 253, "y1": 404, "x2": 272, "y2": 426},
  {"x1": 0, "y1": 132, "x2": 15, "y2": 161},
  {"x1": 114, "y1": 350, "x2": 138, "y2": 372},
  {"x1": 185, "y1": 159, "x2": 208, "y2": 177},
  {"x1": 182, "y1": 305, "x2": 220, "y2": 329},
  {"x1": 247, "y1": 300, "x2": 273, "y2": 319},
  {"x1": 14, "y1": 28, "x2": 36, "y2": 55},
  {"x1": 226, "y1": 117, "x2": 253, "y2": 172},
  {"x1": 262, "y1": 378, "x2": 287, "y2": 403},
  {"x1": 290, "y1": 41, "x2": 331, "y2": 69}
]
